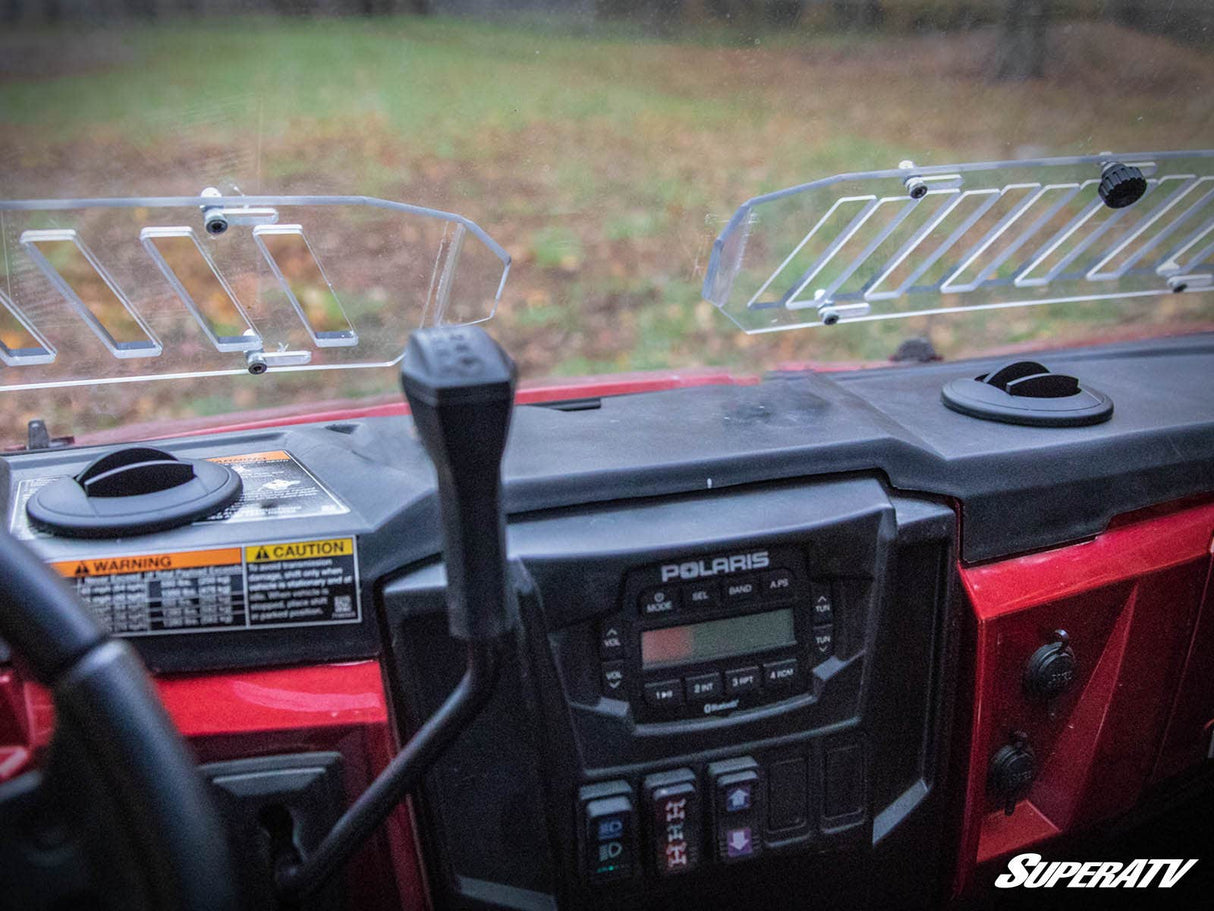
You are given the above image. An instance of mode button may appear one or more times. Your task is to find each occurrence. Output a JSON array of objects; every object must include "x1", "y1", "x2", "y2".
[{"x1": 639, "y1": 586, "x2": 680, "y2": 617}]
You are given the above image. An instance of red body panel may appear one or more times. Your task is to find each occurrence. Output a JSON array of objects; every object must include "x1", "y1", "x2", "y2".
[
  {"x1": 954, "y1": 498, "x2": 1214, "y2": 895},
  {"x1": 0, "y1": 662, "x2": 430, "y2": 911},
  {"x1": 2, "y1": 375, "x2": 1211, "y2": 906}
]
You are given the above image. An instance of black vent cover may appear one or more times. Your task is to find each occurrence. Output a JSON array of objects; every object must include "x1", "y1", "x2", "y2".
[
  {"x1": 941, "y1": 360, "x2": 1113, "y2": 427},
  {"x1": 27, "y1": 446, "x2": 242, "y2": 538}
]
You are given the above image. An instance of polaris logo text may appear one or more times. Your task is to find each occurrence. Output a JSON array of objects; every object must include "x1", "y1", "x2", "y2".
[
  {"x1": 995, "y1": 853, "x2": 1198, "y2": 889},
  {"x1": 660, "y1": 551, "x2": 770, "y2": 582}
]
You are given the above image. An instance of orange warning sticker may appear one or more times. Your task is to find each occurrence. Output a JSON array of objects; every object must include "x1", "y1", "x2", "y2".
[
  {"x1": 208, "y1": 450, "x2": 290, "y2": 464},
  {"x1": 46, "y1": 538, "x2": 360, "y2": 637},
  {"x1": 52, "y1": 548, "x2": 241, "y2": 578}
]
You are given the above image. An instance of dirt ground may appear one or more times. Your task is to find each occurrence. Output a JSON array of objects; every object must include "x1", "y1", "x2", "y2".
[{"x1": 0, "y1": 16, "x2": 1211, "y2": 443}]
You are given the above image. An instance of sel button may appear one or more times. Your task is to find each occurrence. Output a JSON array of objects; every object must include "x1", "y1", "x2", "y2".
[{"x1": 684, "y1": 580, "x2": 719, "y2": 610}]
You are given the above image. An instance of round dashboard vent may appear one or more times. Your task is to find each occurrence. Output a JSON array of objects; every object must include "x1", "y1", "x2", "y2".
[
  {"x1": 941, "y1": 360, "x2": 1113, "y2": 427},
  {"x1": 27, "y1": 446, "x2": 242, "y2": 538}
]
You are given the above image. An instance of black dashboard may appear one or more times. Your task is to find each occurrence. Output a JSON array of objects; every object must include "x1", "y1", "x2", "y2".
[{"x1": 3, "y1": 333, "x2": 1213, "y2": 910}]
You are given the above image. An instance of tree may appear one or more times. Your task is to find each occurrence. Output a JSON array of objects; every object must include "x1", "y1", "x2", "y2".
[
  {"x1": 832, "y1": 0, "x2": 883, "y2": 30},
  {"x1": 994, "y1": 0, "x2": 1051, "y2": 81}
]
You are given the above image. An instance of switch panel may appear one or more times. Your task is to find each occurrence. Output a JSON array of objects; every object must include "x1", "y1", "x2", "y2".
[
  {"x1": 709, "y1": 757, "x2": 764, "y2": 863},
  {"x1": 644, "y1": 769, "x2": 702, "y2": 877},
  {"x1": 579, "y1": 781, "x2": 638, "y2": 883}
]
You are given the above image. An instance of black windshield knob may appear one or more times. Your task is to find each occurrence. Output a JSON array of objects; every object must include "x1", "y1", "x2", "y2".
[
  {"x1": 1098, "y1": 162, "x2": 1147, "y2": 209},
  {"x1": 401, "y1": 327, "x2": 517, "y2": 642}
]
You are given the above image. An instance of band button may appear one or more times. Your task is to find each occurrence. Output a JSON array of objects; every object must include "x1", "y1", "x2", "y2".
[{"x1": 723, "y1": 576, "x2": 759, "y2": 603}]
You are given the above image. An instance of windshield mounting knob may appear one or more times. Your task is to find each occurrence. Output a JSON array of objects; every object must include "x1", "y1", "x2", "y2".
[{"x1": 1098, "y1": 162, "x2": 1147, "y2": 209}]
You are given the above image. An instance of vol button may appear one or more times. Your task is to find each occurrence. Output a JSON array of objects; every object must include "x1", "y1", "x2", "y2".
[
  {"x1": 601, "y1": 661, "x2": 627, "y2": 697},
  {"x1": 599, "y1": 621, "x2": 625, "y2": 660}
]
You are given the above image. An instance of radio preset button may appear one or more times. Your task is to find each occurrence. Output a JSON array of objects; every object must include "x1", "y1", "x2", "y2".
[
  {"x1": 724, "y1": 666, "x2": 760, "y2": 695},
  {"x1": 639, "y1": 585, "x2": 680, "y2": 617},
  {"x1": 722, "y1": 576, "x2": 760, "y2": 603},
  {"x1": 683, "y1": 579, "x2": 719, "y2": 610},
  {"x1": 644, "y1": 679, "x2": 684, "y2": 708},
  {"x1": 685, "y1": 671, "x2": 723, "y2": 702},
  {"x1": 812, "y1": 625, "x2": 834, "y2": 661},
  {"x1": 760, "y1": 568, "x2": 796, "y2": 598},
  {"x1": 601, "y1": 661, "x2": 628, "y2": 697},
  {"x1": 763, "y1": 658, "x2": 798, "y2": 688}
]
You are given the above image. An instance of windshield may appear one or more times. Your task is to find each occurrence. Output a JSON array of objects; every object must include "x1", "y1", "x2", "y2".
[{"x1": 2, "y1": 2, "x2": 1211, "y2": 448}]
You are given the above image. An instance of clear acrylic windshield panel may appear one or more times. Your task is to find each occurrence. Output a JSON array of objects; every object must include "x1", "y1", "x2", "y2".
[
  {"x1": 0, "y1": 195, "x2": 510, "y2": 390},
  {"x1": 703, "y1": 151, "x2": 1214, "y2": 334}
]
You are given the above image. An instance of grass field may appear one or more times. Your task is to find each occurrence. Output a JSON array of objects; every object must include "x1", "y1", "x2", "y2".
[{"x1": 0, "y1": 15, "x2": 1211, "y2": 438}]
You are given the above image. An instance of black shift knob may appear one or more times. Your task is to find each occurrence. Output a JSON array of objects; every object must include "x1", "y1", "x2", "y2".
[
  {"x1": 1098, "y1": 162, "x2": 1147, "y2": 209},
  {"x1": 401, "y1": 327, "x2": 517, "y2": 641}
]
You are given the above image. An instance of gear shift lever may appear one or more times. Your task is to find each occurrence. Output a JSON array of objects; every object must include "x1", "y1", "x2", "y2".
[
  {"x1": 277, "y1": 326, "x2": 518, "y2": 900},
  {"x1": 400, "y1": 326, "x2": 518, "y2": 641}
]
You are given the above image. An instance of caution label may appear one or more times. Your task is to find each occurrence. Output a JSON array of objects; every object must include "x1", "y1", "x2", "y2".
[
  {"x1": 50, "y1": 538, "x2": 359, "y2": 637},
  {"x1": 246, "y1": 538, "x2": 353, "y2": 563},
  {"x1": 244, "y1": 537, "x2": 359, "y2": 627}
]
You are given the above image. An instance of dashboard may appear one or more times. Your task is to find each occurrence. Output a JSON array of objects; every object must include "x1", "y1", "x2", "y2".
[{"x1": 2, "y1": 333, "x2": 1213, "y2": 909}]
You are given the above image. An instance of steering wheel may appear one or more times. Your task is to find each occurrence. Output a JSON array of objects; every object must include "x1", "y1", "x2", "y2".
[{"x1": 0, "y1": 529, "x2": 238, "y2": 911}]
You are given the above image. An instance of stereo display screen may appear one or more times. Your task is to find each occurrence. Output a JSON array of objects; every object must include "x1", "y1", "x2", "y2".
[{"x1": 641, "y1": 608, "x2": 795, "y2": 669}]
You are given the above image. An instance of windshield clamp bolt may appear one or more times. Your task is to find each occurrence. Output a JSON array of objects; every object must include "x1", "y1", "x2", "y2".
[
  {"x1": 200, "y1": 186, "x2": 229, "y2": 236},
  {"x1": 246, "y1": 351, "x2": 269, "y2": 375}
]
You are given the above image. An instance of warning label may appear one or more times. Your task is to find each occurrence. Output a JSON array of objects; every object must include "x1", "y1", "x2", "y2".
[
  {"x1": 50, "y1": 537, "x2": 360, "y2": 637},
  {"x1": 198, "y1": 450, "x2": 349, "y2": 526},
  {"x1": 9, "y1": 450, "x2": 347, "y2": 540}
]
